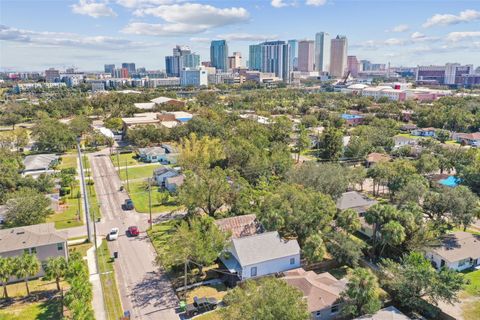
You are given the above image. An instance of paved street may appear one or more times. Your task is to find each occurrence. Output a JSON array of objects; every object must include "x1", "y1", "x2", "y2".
[{"x1": 88, "y1": 149, "x2": 179, "y2": 320}]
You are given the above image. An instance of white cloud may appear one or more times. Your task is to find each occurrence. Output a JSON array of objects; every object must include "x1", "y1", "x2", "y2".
[
  {"x1": 71, "y1": 0, "x2": 117, "y2": 18},
  {"x1": 410, "y1": 32, "x2": 425, "y2": 40},
  {"x1": 384, "y1": 38, "x2": 406, "y2": 46},
  {"x1": 306, "y1": 0, "x2": 327, "y2": 6},
  {"x1": 115, "y1": 0, "x2": 180, "y2": 8},
  {"x1": 271, "y1": 0, "x2": 289, "y2": 8},
  {"x1": 387, "y1": 24, "x2": 409, "y2": 33},
  {"x1": 216, "y1": 33, "x2": 277, "y2": 42},
  {"x1": 0, "y1": 25, "x2": 150, "y2": 50},
  {"x1": 123, "y1": 3, "x2": 249, "y2": 36},
  {"x1": 445, "y1": 31, "x2": 480, "y2": 42},
  {"x1": 423, "y1": 9, "x2": 480, "y2": 28}
]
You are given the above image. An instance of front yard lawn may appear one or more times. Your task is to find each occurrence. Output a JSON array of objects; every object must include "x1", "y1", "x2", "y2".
[
  {"x1": 98, "y1": 240, "x2": 123, "y2": 320},
  {"x1": 110, "y1": 152, "x2": 140, "y2": 167},
  {"x1": 0, "y1": 298, "x2": 62, "y2": 320},
  {"x1": 118, "y1": 163, "x2": 161, "y2": 181},
  {"x1": 463, "y1": 269, "x2": 480, "y2": 296},
  {"x1": 128, "y1": 180, "x2": 181, "y2": 213},
  {"x1": 68, "y1": 241, "x2": 93, "y2": 257},
  {"x1": 191, "y1": 310, "x2": 221, "y2": 320},
  {"x1": 47, "y1": 186, "x2": 83, "y2": 229},
  {"x1": 5, "y1": 279, "x2": 68, "y2": 298},
  {"x1": 57, "y1": 154, "x2": 77, "y2": 170}
]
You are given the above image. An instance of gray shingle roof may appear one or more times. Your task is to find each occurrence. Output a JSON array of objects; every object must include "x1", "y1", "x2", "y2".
[
  {"x1": 230, "y1": 231, "x2": 300, "y2": 266},
  {"x1": 0, "y1": 223, "x2": 67, "y2": 253},
  {"x1": 354, "y1": 306, "x2": 411, "y2": 319},
  {"x1": 429, "y1": 231, "x2": 480, "y2": 263},
  {"x1": 23, "y1": 154, "x2": 59, "y2": 172},
  {"x1": 138, "y1": 147, "x2": 166, "y2": 157},
  {"x1": 336, "y1": 191, "x2": 377, "y2": 212}
]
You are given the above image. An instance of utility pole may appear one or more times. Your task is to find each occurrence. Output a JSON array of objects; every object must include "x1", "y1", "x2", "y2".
[
  {"x1": 77, "y1": 139, "x2": 92, "y2": 243},
  {"x1": 116, "y1": 150, "x2": 120, "y2": 172},
  {"x1": 184, "y1": 259, "x2": 188, "y2": 299},
  {"x1": 148, "y1": 177, "x2": 152, "y2": 230},
  {"x1": 125, "y1": 159, "x2": 130, "y2": 192}
]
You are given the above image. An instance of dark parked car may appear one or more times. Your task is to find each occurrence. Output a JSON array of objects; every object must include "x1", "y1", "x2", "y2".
[
  {"x1": 185, "y1": 296, "x2": 218, "y2": 318},
  {"x1": 127, "y1": 226, "x2": 140, "y2": 237},
  {"x1": 124, "y1": 199, "x2": 134, "y2": 210}
]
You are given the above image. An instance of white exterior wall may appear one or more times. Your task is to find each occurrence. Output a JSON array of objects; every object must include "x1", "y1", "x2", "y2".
[
  {"x1": 155, "y1": 171, "x2": 179, "y2": 186},
  {"x1": 240, "y1": 254, "x2": 300, "y2": 280},
  {"x1": 311, "y1": 305, "x2": 342, "y2": 320},
  {"x1": 425, "y1": 251, "x2": 480, "y2": 271}
]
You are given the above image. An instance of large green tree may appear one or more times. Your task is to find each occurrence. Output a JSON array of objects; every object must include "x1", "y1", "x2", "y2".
[
  {"x1": 44, "y1": 256, "x2": 68, "y2": 291},
  {"x1": 341, "y1": 268, "x2": 382, "y2": 318},
  {"x1": 221, "y1": 277, "x2": 309, "y2": 320},
  {"x1": 4, "y1": 188, "x2": 53, "y2": 227},
  {"x1": 319, "y1": 126, "x2": 343, "y2": 161},
  {"x1": 32, "y1": 117, "x2": 77, "y2": 152},
  {"x1": 13, "y1": 253, "x2": 40, "y2": 296},
  {"x1": 0, "y1": 257, "x2": 14, "y2": 298}
]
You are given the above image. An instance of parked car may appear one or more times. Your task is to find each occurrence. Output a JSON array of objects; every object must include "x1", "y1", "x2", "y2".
[
  {"x1": 124, "y1": 199, "x2": 134, "y2": 210},
  {"x1": 108, "y1": 228, "x2": 119, "y2": 241},
  {"x1": 127, "y1": 226, "x2": 140, "y2": 237},
  {"x1": 185, "y1": 296, "x2": 218, "y2": 318}
]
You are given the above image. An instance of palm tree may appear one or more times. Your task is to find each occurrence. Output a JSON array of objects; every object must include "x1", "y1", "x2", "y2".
[
  {"x1": 13, "y1": 253, "x2": 40, "y2": 296},
  {"x1": 44, "y1": 257, "x2": 67, "y2": 291},
  {"x1": 0, "y1": 257, "x2": 14, "y2": 299}
]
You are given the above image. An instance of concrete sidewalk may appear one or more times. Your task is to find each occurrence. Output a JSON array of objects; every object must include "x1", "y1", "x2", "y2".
[{"x1": 86, "y1": 237, "x2": 107, "y2": 320}]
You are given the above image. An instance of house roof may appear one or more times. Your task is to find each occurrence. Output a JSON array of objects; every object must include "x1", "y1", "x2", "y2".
[
  {"x1": 23, "y1": 154, "x2": 59, "y2": 172},
  {"x1": 456, "y1": 132, "x2": 480, "y2": 140},
  {"x1": 138, "y1": 147, "x2": 166, "y2": 157},
  {"x1": 165, "y1": 175, "x2": 184, "y2": 186},
  {"x1": 134, "y1": 102, "x2": 156, "y2": 110},
  {"x1": 150, "y1": 96, "x2": 174, "y2": 104},
  {"x1": 366, "y1": 152, "x2": 391, "y2": 163},
  {"x1": 214, "y1": 214, "x2": 264, "y2": 239},
  {"x1": 354, "y1": 306, "x2": 411, "y2": 319},
  {"x1": 230, "y1": 231, "x2": 300, "y2": 266},
  {"x1": 429, "y1": 231, "x2": 480, "y2": 263},
  {"x1": 153, "y1": 166, "x2": 178, "y2": 176},
  {"x1": 336, "y1": 191, "x2": 377, "y2": 212},
  {"x1": 0, "y1": 223, "x2": 67, "y2": 253},
  {"x1": 283, "y1": 268, "x2": 347, "y2": 312}
]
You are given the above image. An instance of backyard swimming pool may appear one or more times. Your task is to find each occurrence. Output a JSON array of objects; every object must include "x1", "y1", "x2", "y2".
[{"x1": 438, "y1": 176, "x2": 460, "y2": 187}]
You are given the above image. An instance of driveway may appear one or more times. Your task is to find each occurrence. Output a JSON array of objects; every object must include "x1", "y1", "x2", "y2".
[{"x1": 89, "y1": 149, "x2": 179, "y2": 320}]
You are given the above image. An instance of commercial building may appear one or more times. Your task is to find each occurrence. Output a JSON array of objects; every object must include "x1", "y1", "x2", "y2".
[
  {"x1": 315, "y1": 32, "x2": 330, "y2": 73},
  {"x1": 415, "y1": 63, "x2": 474, "y2": 85},
  {"x1": 347, "y1": 56, "x2": 359, "y2": 77},
  {"x1": 260, "y1": 41, "x2": 291, "y2": 82},
  {"x1": 44, "y1": 68, "x2": 60, "y2": 82},
  {"x1": 180, "y1": 68, "x2": 208, "y2": 86},
  {"x1": 330, "y1": 35, "x2": 348, "y2": 78},
  {"x1": 104, "y1": 64, "x2": 115, "y2": 75},
  {"x1": 121, "y1": 63, "x2": 136, "y2": 74},
  {"x1": 210, "y1": 40, "x2": 228, "y2": 72},
  {"x1": 165, "y1": 45, "x2": 199, "y2": 77},
  {"x1": 249, "y1": 44, "x2": 262, "y2": 71},
  {"x1": 228, "y1": 52, "x2": 242, "y2": 69},
  {"x1": 298, "y1": 40, "x2": 315, "y2": 72},
  {"x1": 288, "y1": 40, "x2": 299, "y2": 71}
]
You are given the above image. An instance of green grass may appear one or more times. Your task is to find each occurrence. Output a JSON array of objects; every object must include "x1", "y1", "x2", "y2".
[
  {"x1": 57, "y1": 155, "x2": 77, "y2": 170},
  {"x1": 395, "y1": 133, "x2": 421, "y2": 139},
  {"x1": 97, "y1": 240, "x2": 123, "y2": 320},
  {"x1": 463, "y1": 300, "x2": 480, "y2": 320},
  {"x1": 118, "y1": 163, "x2": 161, "y2": 181},
  {"x1": 328, "y1": 266, "x2": 352, "y2": 280},
  {"x1": 128, "y1": 180, "x2": 181, "y2": 214},
  {"x1": 0, "y1": 298, "x2": 62, "y2": 320},
  {"x1": 68, "y1": 241, "x2": 93, "y2": 258},
  {"x1": 463, "y1": 269, "x2": 480, "y2": 296},
  {"x1": 186, "y1": 284, "x2": 228, "y2": 303},
  {"x1": 190, "y1": 310, "x2": 221, "y2": 320},
  {"x1": 147, "y1": 219, "x2": 178, "y2": 251},
  {"x1": 4, "y1": 279, "x2": 67, "y2": 298},
  {"x1": 47, "y1": 186, "x2": 83, "y2": 229},
  {"x1": 110, "y1": 152, "x2": 140, "y2": 167}
]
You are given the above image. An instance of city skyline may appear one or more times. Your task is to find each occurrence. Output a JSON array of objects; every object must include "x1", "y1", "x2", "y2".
[{"x1": 1, "y1": 0, "x2": 479, "y2": 71}]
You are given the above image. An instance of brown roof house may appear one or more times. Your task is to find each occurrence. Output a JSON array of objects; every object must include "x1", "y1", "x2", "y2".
[
  {"x1": 283, "y1": 268, "x2": 347, "y2": 320},
  {"x1": 365, "y1": 152, "x2": 391, "y2": 168},
  {"x1": 214, "y1": 214, "x2": 264, "y2": 239},
  {"x1": 425, "y1": 231, "x2": 480, "y2": 271},
  {"x1": 0, "y1": 223, "x2": 68, "y2": 282}
]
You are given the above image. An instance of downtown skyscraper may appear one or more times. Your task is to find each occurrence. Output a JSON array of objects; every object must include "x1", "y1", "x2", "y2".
[
  {"x1": 315, "y1": 32, "x2": 330, "y2": 73},
  {"x1": 298, "y1": 40, "x2": 315, "y2": 72},
  {"x1": 165, "y1": 45, "x2": 199, "y2": 77},
  {"x1": 210, "y1": 40, "x2": 228, "y2": 72},
  {"x1": 288, "y1": 40, "x2": 298, "y2": 71},
  {"x1": 260, "y1": 41, "x2": 291, "y2": 82},
  {"x1": 330, "y1": 35, "x2": 348, "y2": 78}
]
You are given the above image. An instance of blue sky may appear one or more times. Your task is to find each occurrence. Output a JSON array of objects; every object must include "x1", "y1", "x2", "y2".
[{"x1": 0, "y1": 0, "x2": 479, "y2": 71}]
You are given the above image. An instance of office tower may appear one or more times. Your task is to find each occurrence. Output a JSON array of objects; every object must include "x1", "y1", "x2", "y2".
[
  {"x1": 228, "y1": 52, "x2": 242, "y2": 69},
  {"x1": 165, "y1": 56, "x2": 179, "y2": 77},
  {"x1": 180, "y1": 68, "x2": 208, "y2": 86},
  {"x1": 165, "y1": 45, "x2": 199, "y2": 77},
  {"x1": 104, "y1": 64, "x2": 115, "y2": 75},
  {"x1": 329, "y1": 35, "x2": 348, "y2": 78},
  {"x1": 347, "y1": 56, "x2": 359, "y2": 77},
  {"x1": 121, "y1": 63, "x2": 136, "y2": 74},
  {"x1": 45, "y1": 68, "x2": 60, "y2": 82},
  {"x1": 298, "y1": 40, "x2": 315, "y2": 72},
  {"x1": 210, "y1": 40, "x2": 228, "y2": 72},
  {"x1": 315, "y1": 32, "x2": 330, "y2": 73},
  {"x1": 249, "y1": 44, "x2": 262, "y2": 70},
  {"x1": 260, "y1": 41, "x2": 291, "y2": 82},
  {"x1": 288, "y1": 40, "x2": 298, "y2": 71},
  {"x1": 120, "y1": 68, "x2": 129, "y2": 78},
  {"x1": 182, "y1": 53, "x2": 200, "y2": 69}
]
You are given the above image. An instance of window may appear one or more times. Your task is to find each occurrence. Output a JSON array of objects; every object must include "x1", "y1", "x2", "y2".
[
  {"x1": 458, "y1": 258, "x2": 470, "y2": 267},
  {"x1": 331, "y1": 305, "x2": 339, "y2": 314},
  {"x1": 290, "y1": 257, "x2": 295, "y2": 265},
  {"x1": 250, "y1": 267, "x2": 257, "y2": 277},
  {"x1": 57, "y1": 243, "x2": 64, "y2": 251},
  {"x1": 316, "y1": 311, "x2": 321, "y2": 317},
  {"x1": 24, "y1": 249, "x2": 29, "y2": 254},
  {"x1": 30, "y1": 247, "x2": 37, "y2": 254}
]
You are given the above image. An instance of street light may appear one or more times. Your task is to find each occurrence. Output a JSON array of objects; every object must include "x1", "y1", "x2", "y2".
[{"x1": 76, "y1": 137, "x2": 92, "y2": 243}]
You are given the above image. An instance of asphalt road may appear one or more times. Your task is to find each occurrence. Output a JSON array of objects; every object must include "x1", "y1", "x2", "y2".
[{"x1": 88, "y1": 149, "x2": 179, "y2": 320}]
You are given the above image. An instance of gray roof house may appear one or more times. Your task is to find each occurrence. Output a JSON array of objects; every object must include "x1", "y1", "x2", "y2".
[
  {"x1": 23, "y1": 154, "x2": 59, "y2": 174},
  {"x1": 354, "y1": 306, "x2": 411, "y2": 319},
  {"x1": 0, "y1": 223, "x2": 68, "y2": 282},
  {"x1": 336, "y1": 191, "x2": 377, "y2": 238},
  {"x1": 220, "y1": 231, "x2": 300, "y2": 280},
  {"x1": 153, "y1": 166, "x2": 183, "y2": 192},
  {"x1": 425, "y1": 231, "x2": 480, "y2": 271},
  {"x1": 138, "y1": 145, "x2": 178, "y2": 164}
]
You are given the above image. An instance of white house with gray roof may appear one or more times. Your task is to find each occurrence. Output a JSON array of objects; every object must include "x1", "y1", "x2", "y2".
[
  {"x1": 336, "y1": 191, "x2": 377, "y2": 238},
  {"x1": 220, "y1": 231, "x2": 300, "y2": 280},
  {"x1": 0, "y1": 223, "x2": 68, "y2": 282}
]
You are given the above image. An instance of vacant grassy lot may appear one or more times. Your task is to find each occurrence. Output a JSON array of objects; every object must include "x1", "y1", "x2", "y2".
[
  {"x1": 186, "y1": 284, "x2": 228, "y2": 304},
  {"x1": 57, "y1": 154, "x2": 77, "y2": 170},
  {"x1": 47, "y1": 186, "x2": 83, "y2": 229},
  {"x1": 118, "y1": 163, "x2": 160, "y2": 181},
  {"x1": 110, "y1": 152, "x2": 140, "y2": 167},
  {"x1": 459, "y1": 269, "x2": 480, "y2": 320},
  {"x1": 128, "y1": 181, "x2": 180, "y2": 213},
  {"x1": 98, "y1": 240, "x2": 123, "y2": 320}
]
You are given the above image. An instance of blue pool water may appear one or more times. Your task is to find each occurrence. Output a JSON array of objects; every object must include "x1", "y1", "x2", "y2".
[
  {"x1": 341, "y1": 114, "x2": 364, "y2": 120},
  {"x1": 439, "y1": 176, "x2": 459, "y2": 187}
]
